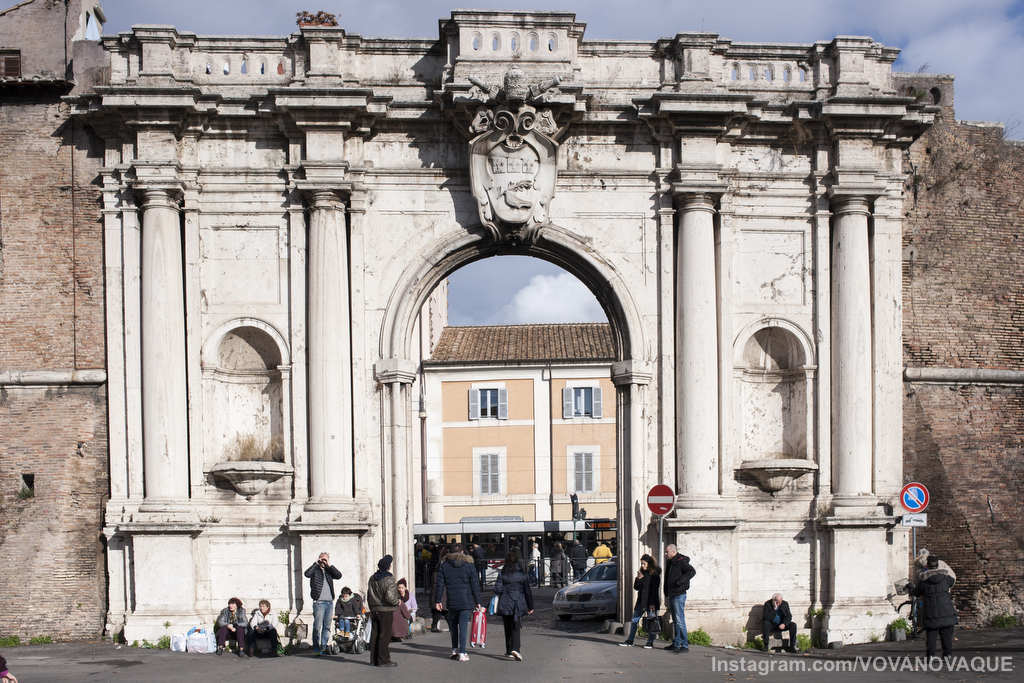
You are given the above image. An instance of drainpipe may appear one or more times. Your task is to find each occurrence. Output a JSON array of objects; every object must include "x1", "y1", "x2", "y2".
[
  {"x1": 418, "y1": 313, "x2": 429, "y2": 521},
  {"x1": 543, "y1": 362, "x2": 555, "y2": 520}
]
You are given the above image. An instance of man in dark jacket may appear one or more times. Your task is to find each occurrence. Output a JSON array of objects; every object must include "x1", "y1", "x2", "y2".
[
  {"x1": 367, "y1": 555, "x2": 401, "y2": 667},
  {"x1": 434, "y1": 544, "x2": 482, "y2": 661},
  {"x1": 549, "y1": 542, "x2": 570, "y2": 588},
  {"x1": 761, "y1": 593, "x2": 797, "y2": 652},
  {"x1": 471, "y1": 542, "x2": 488, "y2": 589},
  {"x1": 663, "y1": 544, "x2": 696, "y2": 652},
  {"x1": 304, "y1": 551, "x2": 342, "y2": 655},
  {"x1": 569, "y1": 541, "x2": 588, "y2": 582},
  {"x1": 912, "y1": 555, "x2": 957, "y2": 658}
]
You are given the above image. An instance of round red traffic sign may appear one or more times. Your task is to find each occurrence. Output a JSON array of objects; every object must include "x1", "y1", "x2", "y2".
[
  {"x1": 647, "y1": 484, "x2": 676, "y2": 516},
  {"x1": 900, "y1": 482, "x2": 929, "y2": 513}
]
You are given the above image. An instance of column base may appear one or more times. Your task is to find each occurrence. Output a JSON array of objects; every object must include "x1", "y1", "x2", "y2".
[
  {"x1": 829, "y1": 493, "x2": 881, "y2": 516},
  {"x1": 134, "y1": 500, "x2": 198, "y2": 525},
  {"x1": 123, "y1": 610, "x2": 204, "y2": 644},
  {"x1": 296, "y1": 497, "x2": 371, "y2": 529},
  {"x1": 822, "y1": 599, "x2": 896, "y2": 645}
]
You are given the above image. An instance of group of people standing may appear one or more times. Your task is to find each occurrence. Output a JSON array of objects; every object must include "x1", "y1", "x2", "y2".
[{"x1": 619, "y1": 544, "x2": 696, "y2": 653}]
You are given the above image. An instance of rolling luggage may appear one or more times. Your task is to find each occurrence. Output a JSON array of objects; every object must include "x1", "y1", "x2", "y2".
[{"x1": 470, "y1": 608, "x2": 487, "y2": 648}]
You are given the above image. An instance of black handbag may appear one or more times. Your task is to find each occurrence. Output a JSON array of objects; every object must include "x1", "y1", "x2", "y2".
[{"x1": 643, "y1": 611, "x2": 662, "y2": 634}]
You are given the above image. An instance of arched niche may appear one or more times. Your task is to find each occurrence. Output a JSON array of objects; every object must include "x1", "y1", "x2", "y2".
[
  {"x1": 733, "y1": 320, "x2": 815, "y2": 466},
  {"x1": 202, "y1": 320, "x2": 290, "y2": 471}
]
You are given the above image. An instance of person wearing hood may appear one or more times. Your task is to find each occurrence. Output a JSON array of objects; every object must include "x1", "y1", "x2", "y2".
[
  {"x1": 493, "y1": 550, "x2": 535, "y2": 661},
  {"x1": 367, "y1": 555, "x2": 401, "y2": 667},
  {"x1": 434, "y1": 543, "x2": 482, "y2": 662},
  {"x1": 662, "y1": 544, "x2": 696, "y2": 652},
  {"x1": 619, "y1": 554, "x2": 661, "y2": 648},
  {"x1": 912, "y1": 555, "x2": 957, "y2": 659}
]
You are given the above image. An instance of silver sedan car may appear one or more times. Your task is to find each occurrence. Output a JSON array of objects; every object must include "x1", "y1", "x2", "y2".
[{"x1": 552, "y1": 561, "x2": 618, "y2": 620}]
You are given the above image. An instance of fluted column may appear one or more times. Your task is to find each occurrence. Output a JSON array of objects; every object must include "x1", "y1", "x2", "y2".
[
  {"x1": 675, "y1": 193, "x2": 720, "y2": 506},
  {"x1": 306, "y1": 190, "x2": 353, "y2": 506},
  {"x1": 139, "y1": 188, "x2": 188, "y2": 503},
  {"x1": 831, "y1": 196, "x2": 874, "y2": 505}
]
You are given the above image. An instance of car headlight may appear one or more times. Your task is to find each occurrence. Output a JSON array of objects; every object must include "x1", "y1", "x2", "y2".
[{"x1": 555, "y1": 590, "x2": 566, "y2": 600}]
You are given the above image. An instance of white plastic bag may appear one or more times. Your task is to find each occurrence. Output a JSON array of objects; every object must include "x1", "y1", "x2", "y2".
[
  {"x1": 186, "y1": 627, "x2": 215, "y2": 653},
  {"x1": 170, "y1": 633, "x2": 187, "y2": 652}
]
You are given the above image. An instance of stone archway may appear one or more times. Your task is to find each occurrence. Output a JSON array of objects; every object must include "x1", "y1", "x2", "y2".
[{"x1": 376, "y1": 224, "x2": 651, "y2": 621}]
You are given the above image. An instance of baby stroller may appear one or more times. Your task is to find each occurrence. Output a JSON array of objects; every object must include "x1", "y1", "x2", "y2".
[{"x1": 330, "y1": 609, "x2": 371, "y2": 655}]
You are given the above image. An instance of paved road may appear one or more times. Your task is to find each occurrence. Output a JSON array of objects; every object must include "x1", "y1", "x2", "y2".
[{"x1": 4, "y1": 594, "x2": 1021, "y2": 683}]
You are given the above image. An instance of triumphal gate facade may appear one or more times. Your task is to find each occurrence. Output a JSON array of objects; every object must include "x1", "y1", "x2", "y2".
[{"x1": 78, "y1": 10, "x2": 933, "y2": 644}]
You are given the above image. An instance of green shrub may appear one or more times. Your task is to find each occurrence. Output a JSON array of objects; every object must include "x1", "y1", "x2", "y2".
[
  {"x1": 17, "y1": 486, "x2": 34, "y2": 500},
  {"x1": 869, "y1": 633, "x2": 880, "y2": 643},
  {"x1": 688, "y1": 628, "x2": 712, "y2": 646},
  {"x1": 796, "y1": 634, "x2": 812, "y2": 652},
  {"x1": 278, "y1": 611, "x2": 290, "y2": 626},
  {"x1": 888, "y1": 617, "x2": 910, "y2": 633},
  {"x1": 29, "y1": 636, "x2": 53, "y2": 645},
  {"x1": 742, "y1": 635, "x2": 764, "y2": 649},
  {"x1": 991, "y1": 614, "x2": 1019, "y2": 628},
  {"x1": 130, "y1": 640, "x2": 139, "y2": 648},
  {"x1": 156, "y1": 635, "x2": 171, "y2": 649},
  {"x1": 0, "y1": 636, "x2": 20, "y2": 648}
]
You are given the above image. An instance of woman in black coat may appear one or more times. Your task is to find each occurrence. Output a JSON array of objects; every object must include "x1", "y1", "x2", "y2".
[
  {"x1": 619, "y1": 554, "x2": 661, "y2": 648},
  {"x1": 912, "y1": 555, "x2": 957, "y2": 658},
  {"x1": 493, "y1": 550, "x2": 535, "y2": 660}
]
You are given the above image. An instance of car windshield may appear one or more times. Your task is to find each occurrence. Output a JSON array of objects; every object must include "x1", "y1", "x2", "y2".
[{"x1": 579, "y1": 564, "x2": 617, "y2": 582}]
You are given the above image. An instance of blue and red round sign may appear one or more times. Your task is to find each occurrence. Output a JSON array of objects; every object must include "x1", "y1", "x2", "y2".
[{"x1": 900, "y1": 482, "x2": 929, "y2": 513}]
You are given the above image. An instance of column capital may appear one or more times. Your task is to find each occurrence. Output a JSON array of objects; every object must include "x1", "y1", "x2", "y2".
[
  {"x1": 830, "y1": 194, "x2": 872, "y2": 217},
  {"x1": 374, "y1": 358, "x2": 418, "y2": 385},
  {"x1": 672, "y1": 190, "x2": 720, "y2": 213},
  {"x1": 611, "y1": 359, "x2": 653, "y2": 387},
  {"x1": 304, "y1": 188, "x2": 346, "y2": 210},
  {"x1": 136, "y1": 187, "x2": 182, "y2": 211}
]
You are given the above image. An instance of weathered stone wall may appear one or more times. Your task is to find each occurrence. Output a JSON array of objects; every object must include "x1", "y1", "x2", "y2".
[
  {"x1": 0, "y1": 93, "x2": 107, "y2": 640},
  {"x1": 901, "y1": 75, "x2": 1024, "y2": 625}
]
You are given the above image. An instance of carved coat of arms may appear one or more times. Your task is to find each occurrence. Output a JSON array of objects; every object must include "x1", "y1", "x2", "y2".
[{"x1": 467, "y1": 67, "x2": 563, "y2": 243}]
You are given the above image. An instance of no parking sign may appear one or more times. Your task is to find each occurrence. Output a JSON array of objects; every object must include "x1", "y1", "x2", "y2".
[{"x1": 900, "y1": 482, "x2": 929, "y2": 513}]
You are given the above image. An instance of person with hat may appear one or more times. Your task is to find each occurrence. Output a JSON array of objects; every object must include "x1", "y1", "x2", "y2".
[
  {"x1": 912, "y1": 555, "x2": 957, "y2": 659},
  {"x1": 367, "y1": 554, "x2": 401, "y2": 667}
]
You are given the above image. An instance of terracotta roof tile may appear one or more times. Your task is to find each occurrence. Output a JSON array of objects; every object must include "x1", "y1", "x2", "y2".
[{"x1": 428, "y1": 323, "x2": 614, "y2": 363}]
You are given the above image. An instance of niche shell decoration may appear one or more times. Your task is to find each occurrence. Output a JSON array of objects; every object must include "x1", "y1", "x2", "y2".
[{"x1": 468, "y1": 66, "x2": 563, "y2": 244}]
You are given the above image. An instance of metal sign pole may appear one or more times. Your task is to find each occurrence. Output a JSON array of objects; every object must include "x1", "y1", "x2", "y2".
[{"x1": 658, "y1": 515, "x2": 664, "y2": 568}]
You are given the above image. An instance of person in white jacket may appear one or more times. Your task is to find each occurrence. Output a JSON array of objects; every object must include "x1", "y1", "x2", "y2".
[{"x1": 248, "y1": 599, "x2": 280, "y2": 656}]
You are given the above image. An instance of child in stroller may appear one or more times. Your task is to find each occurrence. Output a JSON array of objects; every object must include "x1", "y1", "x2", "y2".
[{"x1": 331, "y1": 587, "x2": 370, "y2": 654}]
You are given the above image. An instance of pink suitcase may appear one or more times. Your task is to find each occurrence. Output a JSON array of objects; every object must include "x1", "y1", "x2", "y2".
[{"x1": 470, "y1": 608, "x2": 487, "y2": 648}]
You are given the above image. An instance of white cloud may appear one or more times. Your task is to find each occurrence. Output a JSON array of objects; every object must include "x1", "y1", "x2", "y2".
[{"x1": 497, "y1": 272, "x2": 607, "y2": 324}]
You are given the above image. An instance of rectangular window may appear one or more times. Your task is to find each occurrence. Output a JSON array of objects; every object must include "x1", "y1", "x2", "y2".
[
  {"x1": 479, "y1": 388, "x2": 499, "y2": 417},
  {"x1": 479, "y1": 452, "x2": 501, "y2": 495},
  {"x1": 572, "y1": 387, "x2": 593, "y2": 417},
  {"x1": 1, "y1": 51, "x2": 21, "y2": 78},
  {"x1": 469, "y1": 386, "x2": 508, "y2": 420},
  {"x1": 573, "y1": 452, "x2": 594, "y2": 493}
]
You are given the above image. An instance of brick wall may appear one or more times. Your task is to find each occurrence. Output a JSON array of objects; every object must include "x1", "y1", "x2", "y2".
[
  {"x1": 901, "y1": 77, "x2": 1024, "y2": 625},
  {"x1": 0, "y1": 90, "x2": 107, "y2": 640}
]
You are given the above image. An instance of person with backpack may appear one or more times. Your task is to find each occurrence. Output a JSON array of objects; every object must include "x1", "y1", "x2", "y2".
[
  {"x1": 662, "y1": 543, "x2": 696, "y2": 653},
  {"x1": 434, "y1": 543, "x2": 481, "y2": 662},
  {"x1": 493, "y1": 550, "x2": 535, "y2": 661},
  {"x1": 619, "y1": 554, "x2": 661, "y2": 649}
]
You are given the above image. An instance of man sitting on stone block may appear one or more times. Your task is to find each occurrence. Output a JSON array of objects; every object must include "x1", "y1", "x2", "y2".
[{"x1": 762, "y1": 593, "x2": 798, "y2": 652}]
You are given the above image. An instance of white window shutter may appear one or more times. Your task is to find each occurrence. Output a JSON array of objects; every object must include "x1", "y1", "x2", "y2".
[
  {"x1": 491, "y1": 454, "x2": 500, "y2": 493},
  {"x1": 497, "y1": 388, "x2": 508, "y2": 420},
  {"x1": 584, "y1": 453, "x2": 594, "y2": 492},
  {"x1": 592, "y1": 387, "x2": 602, "y2": 419},
  {"x1": 469, "y1": 388, "x2": 480, "y2": 420},
  {"x1": 573, "y1": 453, "x2": 582, "y2": 492},
  {"x1": 562, "y1": 387, "x2": 573, "y2": 418},
  {"x1": 479, "y1": 453, "x2": 489, "y2": 493}
]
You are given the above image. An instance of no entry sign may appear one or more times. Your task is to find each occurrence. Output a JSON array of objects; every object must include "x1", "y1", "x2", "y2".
[
  {"x1": 647, "y1": 484, "x2": 676, "y2": 516},
  {"x1": 900, "y1": 482, "x2": 930, "y2": 513}
]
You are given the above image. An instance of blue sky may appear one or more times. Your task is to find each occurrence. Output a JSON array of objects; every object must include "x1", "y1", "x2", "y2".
[{"x1": 99, "y1": 0, "x2": 1024, "y2": 325}]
